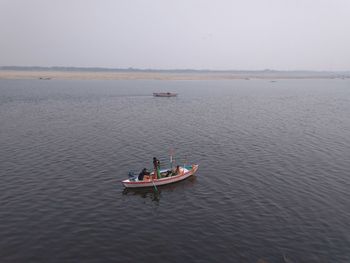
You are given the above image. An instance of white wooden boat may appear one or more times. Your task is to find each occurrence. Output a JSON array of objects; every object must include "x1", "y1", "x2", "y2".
[
  {"x1": 122, "y1": 164, "x2": 198, "y2": 188},
  {"x1": 153, "y1": 92, "x2": 177, "y2": 97}
]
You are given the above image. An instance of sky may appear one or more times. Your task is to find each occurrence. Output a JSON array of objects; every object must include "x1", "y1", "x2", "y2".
[{"x1": 1, "y1": 0, "x2": 349, "y2": 70}]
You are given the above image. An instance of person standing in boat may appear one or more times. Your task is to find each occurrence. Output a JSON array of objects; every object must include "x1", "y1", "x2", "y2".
[{"x1": 153, "y1": 157, "x2": 161, "y2": 179}]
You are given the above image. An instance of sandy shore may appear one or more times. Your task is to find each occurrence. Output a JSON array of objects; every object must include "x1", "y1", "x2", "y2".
[
  {"x1": 0, "y1": 70, "x2": 238, "y2": 80},
  {"x1": 0, "y1": 70, "x2": 347, "y2": 80}
]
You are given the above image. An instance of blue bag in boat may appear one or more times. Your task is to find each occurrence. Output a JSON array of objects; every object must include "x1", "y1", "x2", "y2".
[{"x1": 128, "y1": 171, "x2": 137, "y2": 181}]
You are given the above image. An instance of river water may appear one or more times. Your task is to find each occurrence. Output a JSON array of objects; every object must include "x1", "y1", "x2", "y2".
[{"x1": 1, "y1": 79, "x2": 349, "y2": 262}]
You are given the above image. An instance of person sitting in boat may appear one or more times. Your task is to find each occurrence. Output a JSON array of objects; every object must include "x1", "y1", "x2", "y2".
[
  {"x1": 173, "y1": 165, "x2": 180, "y2": 176},
  {"x1": 138, "y1": 168, "x2": 150, "y2": 181}
]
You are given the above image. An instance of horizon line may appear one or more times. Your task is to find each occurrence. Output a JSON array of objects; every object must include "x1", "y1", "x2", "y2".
[{"x1": 1, "y1": 66, "x2": 350, "y2": 73}]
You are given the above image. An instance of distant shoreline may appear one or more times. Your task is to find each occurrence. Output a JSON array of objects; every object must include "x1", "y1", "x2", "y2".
[{"x1": 0, "y1": 68, "x2": 349, "y2": 81}]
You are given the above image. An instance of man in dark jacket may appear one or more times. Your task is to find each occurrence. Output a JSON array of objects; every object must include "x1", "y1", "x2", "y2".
[
  {"x1": 153, "y1": 157, "x2": 161, "y2": 179},
  {"x1": 138, "y1": 168, "x2": 149, "y2": 181}
]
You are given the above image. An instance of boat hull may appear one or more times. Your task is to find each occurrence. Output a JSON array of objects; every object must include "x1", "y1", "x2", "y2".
[{"x1": 122, "y1": 165, "x2": 198, "y2": 188}]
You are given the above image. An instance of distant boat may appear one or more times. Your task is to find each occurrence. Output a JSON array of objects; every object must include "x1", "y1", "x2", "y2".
[
  {"x1": 153, "y1": 92, "x2": 177, "y2": 97},
  {"x1": 39, "y1": 77, "x2": 51, "y2": 80}
]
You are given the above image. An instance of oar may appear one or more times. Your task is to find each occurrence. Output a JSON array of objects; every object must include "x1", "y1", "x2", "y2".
[{"x1": 151, "y1": 174, "x2": 158, "y2": 193}]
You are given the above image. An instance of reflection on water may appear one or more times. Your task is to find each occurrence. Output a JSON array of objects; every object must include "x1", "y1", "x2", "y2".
[{"x1": 122, "y1": 175, "x2": 198, "y2": 202}]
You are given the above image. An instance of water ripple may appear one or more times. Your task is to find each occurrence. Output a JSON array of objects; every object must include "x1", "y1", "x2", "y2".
[{"x1": 1, "y1": 79, "x2": 350, "y2": 262}]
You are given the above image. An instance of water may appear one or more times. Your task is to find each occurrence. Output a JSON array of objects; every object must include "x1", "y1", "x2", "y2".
[{"x1": 0, "y1": 79, "x2": 350, "y2": 262}]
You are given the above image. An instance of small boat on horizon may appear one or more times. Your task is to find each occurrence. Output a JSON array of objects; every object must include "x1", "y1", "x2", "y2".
[
  {"x1": 153, "y1": 92, "x2": 177, "y2": 97},
  {"x1": 122, "y1": 164, "x2": 199, "y2": 188}
]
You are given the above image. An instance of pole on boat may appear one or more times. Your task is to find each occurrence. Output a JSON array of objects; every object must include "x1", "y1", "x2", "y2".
[
  {"x1": 170, "y1": 148, "x2": 174, "y2": 172},
  {"x1": 183, "y1": 156, "x2": 187, "y2": 175}
]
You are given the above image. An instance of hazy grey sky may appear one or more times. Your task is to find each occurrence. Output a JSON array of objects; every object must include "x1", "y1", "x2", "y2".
[{"x1": 1, "y1": 0, "x2": 349, "y2": 70}]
